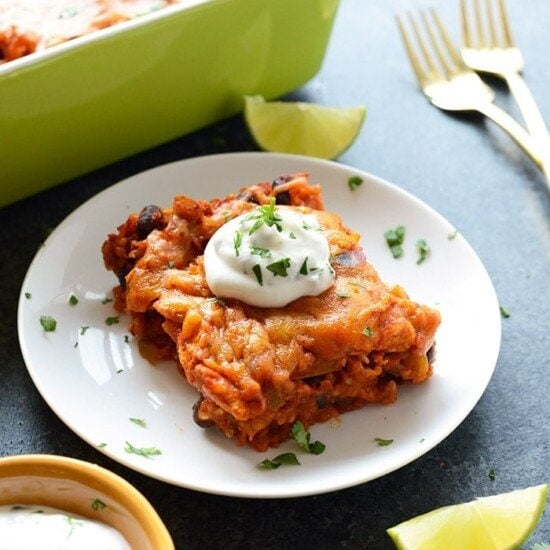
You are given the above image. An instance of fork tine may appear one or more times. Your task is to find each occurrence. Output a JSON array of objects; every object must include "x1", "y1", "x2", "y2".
[
  {"x1": 407, "y1": 12, "x2": 441, "y2": 77},
  {"x1": 396, "y1": 14, "x2": 428, "y2": 87},
  {"x1": 496, "y1": 0, "x2": 514, "y2": 47},
  {"x1": 473, "y1": 0, "x2": 486, "y2": 48},
  {"x1": 429, "y1": 8, "x2": 465, "y2": 69},
  {"x1": 460, "y1": 0, "x2": 473, "y2": 47},
  {"x1": 485, "y1": 0, "x2": 498, "y2": 47},
  {"x1": 421, "y1": 10, "x2": 454, "y2": 78}
]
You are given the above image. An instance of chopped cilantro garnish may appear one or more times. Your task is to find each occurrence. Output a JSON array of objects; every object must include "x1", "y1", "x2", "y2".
[
  {"x1": 362, "y1": 326, "x2": 375, "y2": 337},
  {"x1": 301, "y1": 218, "x2": 322, "y2": 232},
  {"x1": 223, "y1": 211, "x2": 232, "y2": 223},
  {"x1": 124, "y1": 335, "x2": 130, "y2": 343},
  {"x1": 233, "y1": 231, "x2": 242, "y2": 256},
  {"x1": 91, "y1": 499, "x2": 106, "y2": 511},
  {"x1": 258, "y1": 458, "x2": 282, "y2": 470},
  {"x1": 416, "y1": 239, "x2": 429, "y2": 264},
  {"x1": 97, "y1": 442, "x2": 107, "y2": 448},
  {"x1": 488, "y1": 468, "x2": 496, "y2": 480},
  {"x1": 129, "y1": 417, "x2": 146, "y2": 427},
  {"x1": 258, "y1": 453, "x2": 301, "y2": 470},
  {"x1": 124, "y1": 441, "x2": 161, "y2": 458},
  {"x1": 68, "y1": 294, "x2": 79, "y2": 306},
  {"x1": 290, "y1": 421, "x2": 325, "y2": 455},
  {"x1": 384, "y1": 226, "x2": 405, "y2": 258},
  {"x1": 245, "y1": 198, "x2": 282, "y2": 235},
  {"x1": 289, "y1": 232, "x2": 296, "y2": 239},
  {"x1": 448, "y1": 229, "x2": 458, "y2": 240},
  {"x1": 267, "y1": 258, "x2": 291, "y2": 277},
  {"x1": 499, "y1": 305, "x2": 510, "y2": 318},
  {"x1": 80, "y1": 326, "x2": 89, "y2": 335},
  {"x1": 348, "y1": 175, "x2": 363, "y2": 190},
  {"x1": 105, "y1": 316, "x2": 119, "y2": 326},
  {"x1": 374, "y1": 437, "x2": 394, "y2": 446},
  {"x1": 299, "y1": 257, "x2": 309, "y2": 275},
  {"x1": 40, "y1": 315, "x2": 57, "y2": 332},
  {"x1": 24, "y1": 292, "x2": 31, "y2": 299},
  {"x1": 101, "y1": 297, "x2": 113, "y2": 304},
  {"x1": 250, "y1": 246, "x2": 271, "y2": 258},
  {"x1": 252, "y1": 264, "x2": 263, "y2": 286}
]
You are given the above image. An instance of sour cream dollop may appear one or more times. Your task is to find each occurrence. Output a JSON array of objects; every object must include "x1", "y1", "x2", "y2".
[
  {"x1": 204, "y1": 203, "x2": 335, "y2": 307},
  {"x1": 0, "y1": 504, "x2": 130, "y2": 550}
]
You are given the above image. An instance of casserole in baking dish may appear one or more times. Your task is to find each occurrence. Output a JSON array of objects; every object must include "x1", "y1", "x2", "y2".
[{"x1": 0, "y1": 0, "x2": 340, "y2": 207}]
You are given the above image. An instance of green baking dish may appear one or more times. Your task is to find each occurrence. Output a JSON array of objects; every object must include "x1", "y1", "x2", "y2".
[{"x1": 0, "y1": 0, "x2": 340, "y2": 208}]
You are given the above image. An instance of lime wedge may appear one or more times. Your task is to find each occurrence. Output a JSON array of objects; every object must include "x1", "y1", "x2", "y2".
[
  {"x1": 387, "y1": 484, "x2": 548, "y2": 550},
  {"x1": 243, "y1": 95, "x2": 366, "y2": 159}
]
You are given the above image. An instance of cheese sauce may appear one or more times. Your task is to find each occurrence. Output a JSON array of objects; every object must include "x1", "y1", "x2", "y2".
[
  {"x1": 0, "y1": 504, "x2": 130, "y2": 550},
  {"x1": 204, "y1": 202, "x2": 335, "y2": 307}
]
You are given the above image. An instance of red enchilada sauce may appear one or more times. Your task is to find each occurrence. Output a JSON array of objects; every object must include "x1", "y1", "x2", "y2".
[{"x1": 0, "y1": 0, "x2": 179, "y2": 63}]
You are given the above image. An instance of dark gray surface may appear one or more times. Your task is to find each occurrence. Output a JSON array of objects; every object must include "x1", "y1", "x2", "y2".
[{"x1": 1, "y1": 1, "x2": 549, "y2": 548}]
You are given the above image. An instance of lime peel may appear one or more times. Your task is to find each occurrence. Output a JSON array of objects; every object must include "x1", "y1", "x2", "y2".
[
  {"x1": 243, "y1": 95, "x2": 366, "y2": 159},
  {"x1": 387, "y1": 484, "x2": 548, "y2": 550}
]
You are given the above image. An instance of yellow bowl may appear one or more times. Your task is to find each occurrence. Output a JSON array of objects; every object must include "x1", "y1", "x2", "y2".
[{"x1": 0, "y1": 454, "x2": 174, "y2": 550}]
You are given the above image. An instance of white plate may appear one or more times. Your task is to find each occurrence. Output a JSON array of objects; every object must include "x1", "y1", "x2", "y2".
[{"x1": 18, "y1": 153, "x2": 501, "y2": 498}]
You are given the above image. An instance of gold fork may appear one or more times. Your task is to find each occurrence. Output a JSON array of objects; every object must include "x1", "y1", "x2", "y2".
[
  {"x1": 396, "y1": 9, "x2": 543, "y2": 172},
  {"x1": 460, "y1": 0, "x2": 550, "y2": 180}
]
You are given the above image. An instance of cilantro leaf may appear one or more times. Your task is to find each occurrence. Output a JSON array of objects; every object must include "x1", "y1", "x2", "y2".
[
  {"x1": 384, "y1": 226, "x2": 405, "y2": 258},
  {"x1": 500, "y1": 305, "x2": 510, "y2": 318},
  {"x1": 252, "y1": 264, "x2": 263, "y2": 286},
  {"x1": 348, "y1": 175, "x2": 363, "y2": 190},
  {"x1": 416, "y1": 239, "x2": 429, "y2": 264},
  {"x1": 124, "y1": 441, "x2": 161, "y2": 458},
  {"x1": 290, "y1": 421, "x2": 326, "y2": 455},
  {"x1": 257, "y1": 452, "x2": 301, "y2": 470},
  {"x1": 129, "y1": 417, "x2": 146, "y2": 427},
  {"x1": 91, "y1": 499, "x2": 106, "y2": 511},
  {"x1": 40, "y1": 316, "x2": 57, "y2": 332},
  {"x1": 250, "y1": 246, "x2": 271, "y2": 258},
  {"x1": 362, "y1": 326, "x2": 375, "y2": 337},
  {"x1": 233, "y1": 230, "x2": 242, "y2": 256},
  {"x1": 246, "y1": 198, "x2": 282, "y2": 235},
  {"x1": 267, "y1": 258, "x2": 291, "y2": 277},
  {"x1": 374, "y1": 437, "x2": 394, "y2": 446}
]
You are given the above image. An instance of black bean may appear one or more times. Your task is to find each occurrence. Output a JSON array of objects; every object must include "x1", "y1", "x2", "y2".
[
  {"x1": 271, "y1": 174, "x2": 294, "y2": 188},
  {"x1": 316, "y1": 394, "x2": 329, "y2": 410},
  {"x1": 237, "y1": 191, "x2": 260, "y2": 204},
  {"x1": 271, "y1": 175, "x2": 294, "y2": 205},
  {"x1": 136, "y1": 205, "x2": 163, "y2": 239},
  {"x1": 116, "y1": 265, "x2": 131, "y2": 288},
  {"x1": 192, "y1": 396, "x2": 214, "y2": 428},
  {"x1": 274, "y1": 191, "x2": 291, "y2": 205}
]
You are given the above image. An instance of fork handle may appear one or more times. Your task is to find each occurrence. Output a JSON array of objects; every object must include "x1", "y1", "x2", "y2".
[
  {"x1": 503, "y1": 71, "x2": 549, "y2": 142},
  {"x1": 503, "y1": 70, "x2": 550, "y2": 186},
  {"x1": 476, "y1": 102, "x2": 543, "y2": 169}
]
